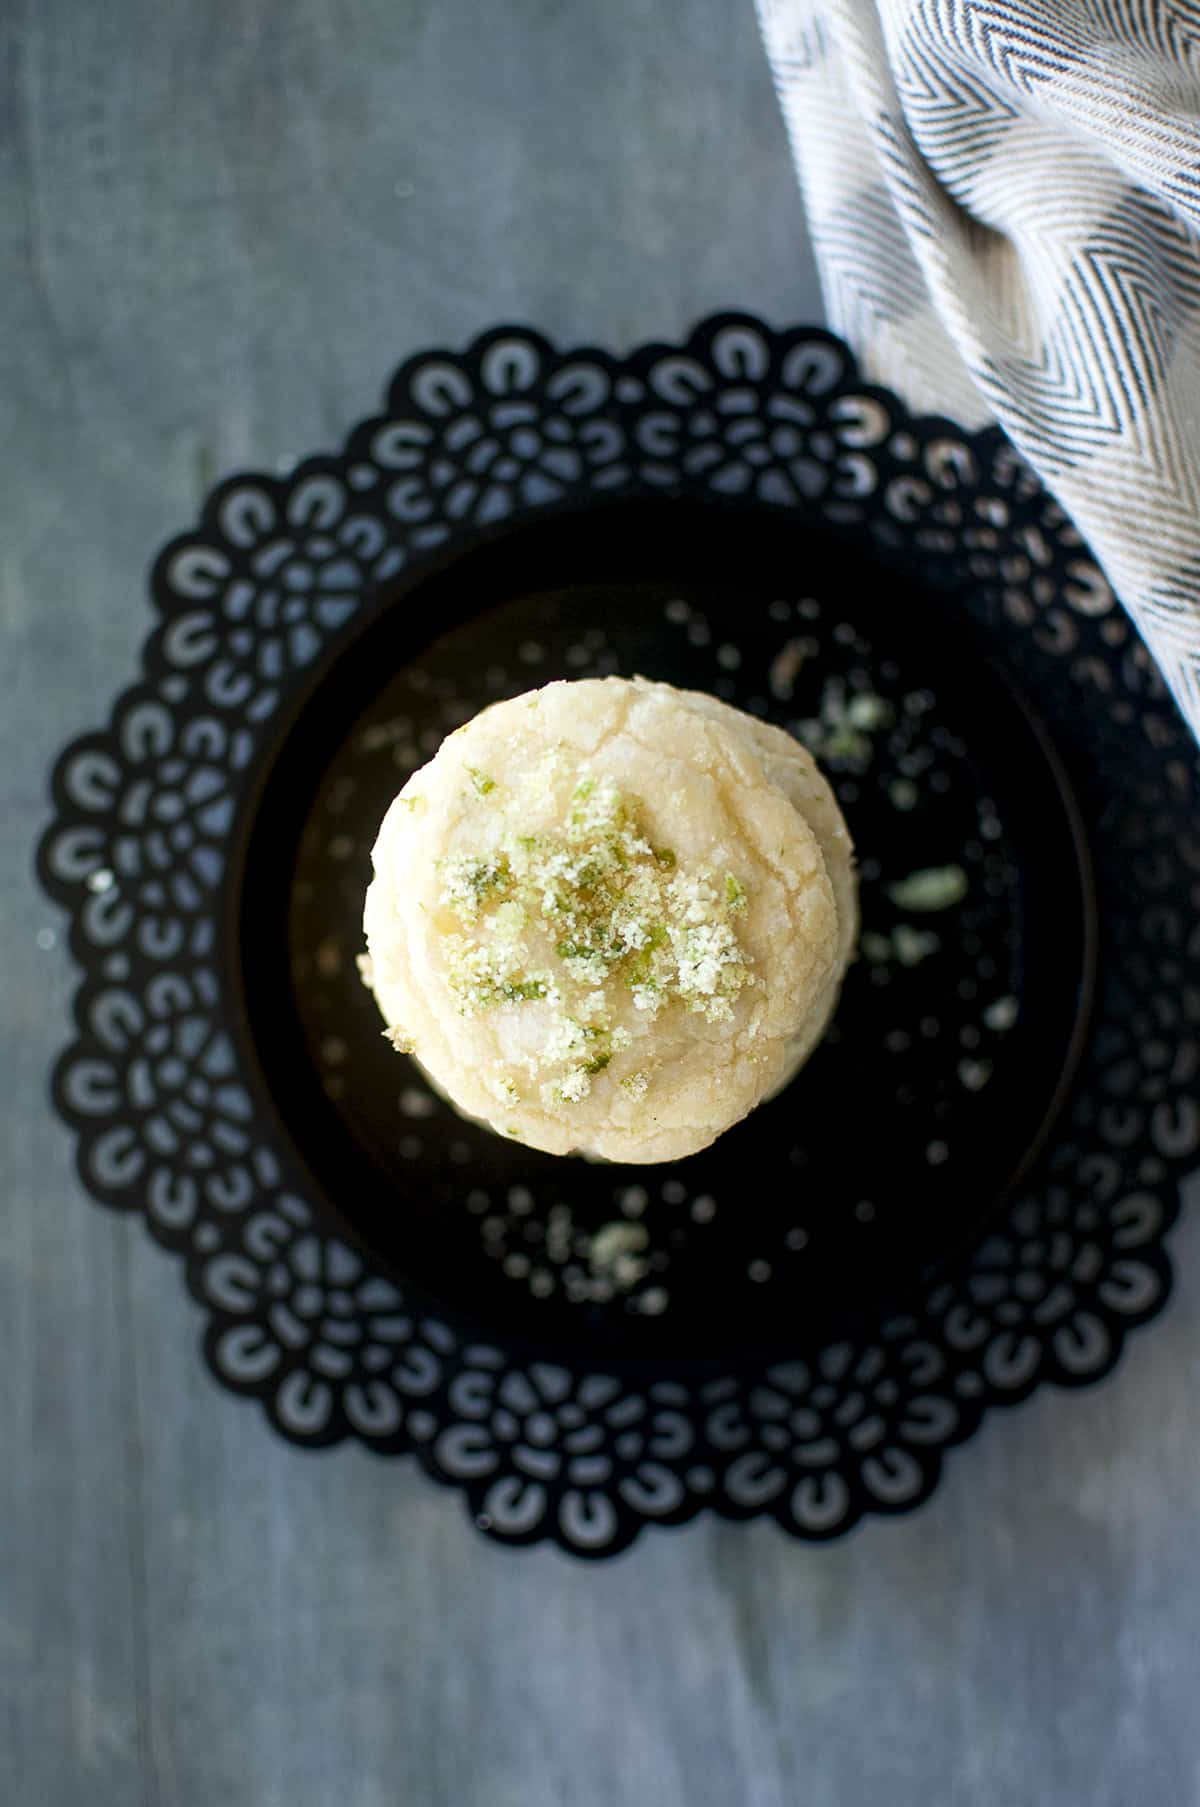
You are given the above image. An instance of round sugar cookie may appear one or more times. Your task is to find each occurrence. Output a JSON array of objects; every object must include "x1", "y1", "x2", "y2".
[{"x1": 362, "y1": 676, "x2": 856, "y2": 1162}]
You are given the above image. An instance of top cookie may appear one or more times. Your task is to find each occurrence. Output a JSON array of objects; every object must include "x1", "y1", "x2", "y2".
[{"x1": 363, "y1": 676, "x2": 853, "y2": 1162}]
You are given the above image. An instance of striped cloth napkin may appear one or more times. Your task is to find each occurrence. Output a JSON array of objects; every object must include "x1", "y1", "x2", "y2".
[{"x1": 757, "y1": 0, "x2": 1200, "y2": 737}]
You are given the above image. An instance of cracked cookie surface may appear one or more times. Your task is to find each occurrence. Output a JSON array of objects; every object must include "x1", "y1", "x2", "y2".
[{"x1": 363, "y1": 676, "x2": 856, "y2": 1162}]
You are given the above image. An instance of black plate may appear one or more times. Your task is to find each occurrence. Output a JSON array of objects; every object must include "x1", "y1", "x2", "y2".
[
  {"x1": 40, "y1": 319, "x2": 1198, "y2": 1554},
  {"x1": 234, "y1": 499, "x2": 1094, "y2": 1364}
]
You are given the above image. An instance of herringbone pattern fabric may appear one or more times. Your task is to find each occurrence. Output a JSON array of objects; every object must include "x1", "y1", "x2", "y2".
[{"x1": 758, "y1": 0, "x2": 1200, "y2": 735}]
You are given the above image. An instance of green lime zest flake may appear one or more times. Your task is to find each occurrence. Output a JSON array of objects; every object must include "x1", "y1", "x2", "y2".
[
  {"x1": 824, "y1": 724, "x2": 871, "y2": 763},
  {"x1": 624, "y1": 952, "x2": 656, "y2": 990},
  {"x1": 583, "y1": 1050, "x2": 612, "y2": 1076},
  {"x1": 440, "y1": 851, "x2": 512, "y2": 915},
  {"x1": 725, "y1": 873, "x2": 747, "y2": 912},
  {"x1": 892, "y1": 923, "x2": 939, "y2": 967},
  {"x1": 572, "y1": 777, "x2": 596, "y2": 802},
  {"x1": 466, "y1": 766, "x2": 496, "y2": 797},
  {"x1": 984, "y1": 994, "x2": 1019, "y2": 1032},
  {"x1": 624, "y1": 918, "x2": 671, "y2": 993},
  {"x1": 798, "y1": 679, "x2": 894, "y2": 772},
  {"x1": 503, "y1": 977, "x2": 547, "y2": 1002},
  {"x1": 589, "y1": 1221, "x2": 648, "y2": 1267},
  {"x1": 886, "y1": 865, "x2": 968, "y2": 913},
  {"x1": 653, "y1": 847, "x2": 676, "y2": 868},
  {"x1": 846, "y1": 693, "x2": 893, "y2": 732},
  {"x1": 456, "y1": 974, "x2": 546, "y2": 1010}
]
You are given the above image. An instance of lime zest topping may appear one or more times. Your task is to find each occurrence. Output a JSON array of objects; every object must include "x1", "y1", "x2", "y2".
[
  {"x1": 984, "y1": 995, "x2": 1018, "y2": 1032},
  {"x1": 886, "y1": 865, "x2": 968, "y2": 912},
  {"x1": 439, "y1": 852, "x2": 511, "y2": 922},
  {"x1": 433, "y1": 768, "x2": 754, "y2": 1106},
  {"x1": 846, "y1": 693, "x2": 894, "y2": 732},
  {"x1": 589, "y1": 1221, "x2": 649, "y2": 1269},
  {"x1": 798, "y1": 681, "x2": 893, "y2": 771},
  {"x1": 466, "y1": 766, "x2": 497, "y2": 797}
]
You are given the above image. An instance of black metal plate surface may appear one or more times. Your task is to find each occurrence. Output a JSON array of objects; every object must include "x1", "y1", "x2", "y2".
[{"x1": 238, "y1": 501, "x2": 1093, "y2": 1364}]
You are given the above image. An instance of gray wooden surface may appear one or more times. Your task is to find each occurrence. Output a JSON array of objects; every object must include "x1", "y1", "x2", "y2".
[{"x1": 6, "y1": 3, "x2": 1200, "y2": 1803}]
